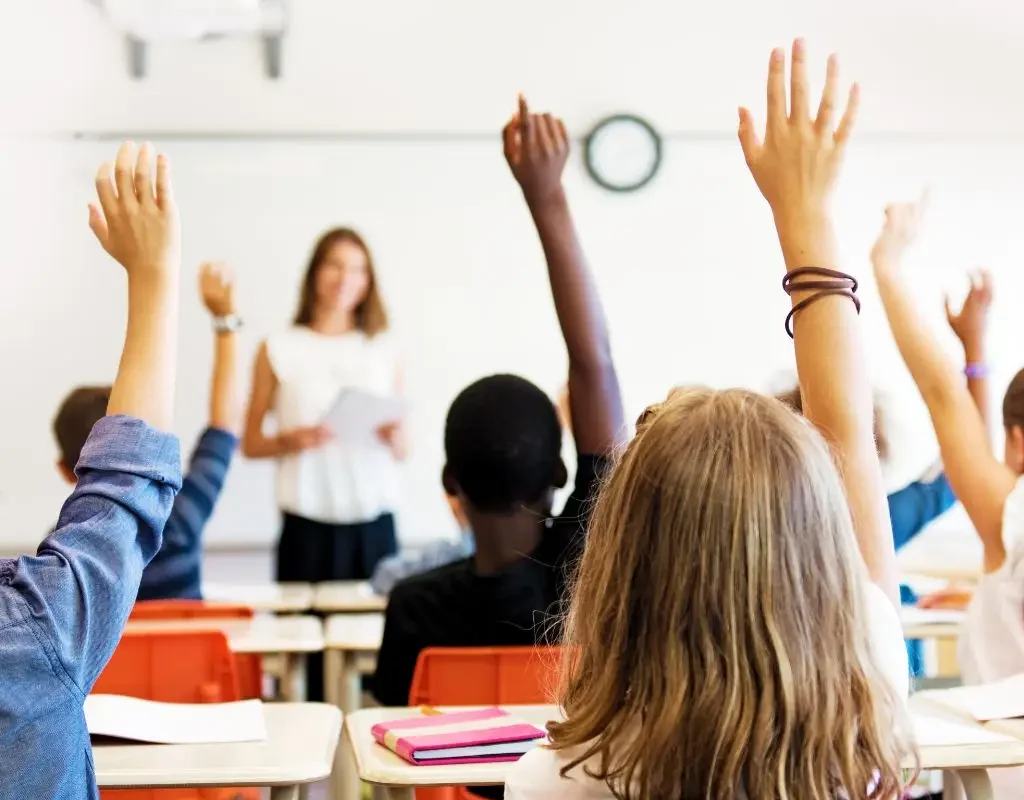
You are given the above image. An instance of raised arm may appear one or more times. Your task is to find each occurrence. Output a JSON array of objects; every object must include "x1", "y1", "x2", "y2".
[
  {"x1": 945, "y1": 270, "x2": 993, "y2": 436},
  {"x1": 200, "y1": 261, "x2": 242, "y2": 435},
  {"x1": 739, "y1": 40, "x2": 898, "y2": 603},
  {"x1": 0, "y1": 142, "x2": 183, "y2": 691},
  {"x1": 870, "y1": 200, "x2": 1014, "y2": 572},
  {"x1": 502, "y1": 96, "x2": 625, "y2": 455}
]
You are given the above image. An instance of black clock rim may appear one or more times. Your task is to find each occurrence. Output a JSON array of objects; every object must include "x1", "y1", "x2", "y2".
[{"x1": 583, "y1": 114, "x2": 663, "y2": 193}]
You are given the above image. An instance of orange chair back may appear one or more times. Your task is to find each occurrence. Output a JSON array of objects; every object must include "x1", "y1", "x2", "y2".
[
  {"x1": 130, "y1": 600, "x2": 253, "y2": 620},
  {"x1": 409, "y1": 647, "x2": 561, "y2": 800},
  {"x1": 96, "y1": 630, "x2": 257, "y2": 800},
  {"x1": 128, "y1": 602, "x2": 262, "y2": 700}
]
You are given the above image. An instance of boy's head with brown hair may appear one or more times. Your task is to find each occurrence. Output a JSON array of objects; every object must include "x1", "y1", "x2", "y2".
[{"x1": 53, "y1": 386, "x2": 111, "y2": 482}]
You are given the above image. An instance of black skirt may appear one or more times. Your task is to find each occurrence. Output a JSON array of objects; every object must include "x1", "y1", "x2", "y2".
[{"x1": 275, "y1": 511, "x2": 398, "y2": 582}]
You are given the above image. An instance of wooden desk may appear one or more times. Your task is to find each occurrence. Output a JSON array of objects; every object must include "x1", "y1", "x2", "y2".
[
  {"x1": 94, "y1": 702, "x2": 341, "y2": 800},
  {"x1": 346, "y1": 703, "x2": 1024, "y2": 800},
  {"x1": 202, "y1": 582, "x2": 315, "y2": 613},
  {"x1": 125, "y1": 615, "x2": 324, "y2": 701},
  {"x1": 315, "y1": 581, "x2": 388, "y2": 613},
  {"x1": 901, "y1": 606, "x2": 965, "y2": 677}
]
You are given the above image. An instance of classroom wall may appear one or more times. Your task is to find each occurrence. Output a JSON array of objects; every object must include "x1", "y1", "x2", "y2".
[{"x1": 3, "y1": 0, "x2": 1024, "y2": 561}]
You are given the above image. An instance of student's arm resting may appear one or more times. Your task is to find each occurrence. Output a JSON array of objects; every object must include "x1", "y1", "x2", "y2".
[
  {"x1": 0, "y1": 416, "x2": 181, "y2": 694},
  {"x1": 873, "y1": 251, "x2": 1014, "y2": 571},
  {"x1": 138, "y1": 426, "x2": 237, "y2": 600},
  {"x1": 504, "y1": 97, "x2": 625, "y2": 455}
]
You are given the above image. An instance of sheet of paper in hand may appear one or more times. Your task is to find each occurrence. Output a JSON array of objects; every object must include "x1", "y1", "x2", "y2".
[{"x1": 321, "y1": 388, "x2": 407, "y2": 447}]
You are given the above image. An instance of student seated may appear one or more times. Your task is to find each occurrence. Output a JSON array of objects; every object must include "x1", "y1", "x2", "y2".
[
  {"x1": 52, "y1": 262, "x2": 241, "y2": 600},
  {"x1": 370, "y1": 390, "x2": 571, "y2": 596},
  {"x1": 506, "y1": 41, "x2": 914, "y2": 799},
  {"x1": 777, "y1": 385, "x2": 957, "y2": 549},
  {"x1": 0, "y1": 143, "x2": 184, "y2": 798},
  {"x1": 871, "y1": 194, "x2": 1020, "y2": 795},
  {"x1": 372, "y1": 96, "x2": 625, "y2": 709}
]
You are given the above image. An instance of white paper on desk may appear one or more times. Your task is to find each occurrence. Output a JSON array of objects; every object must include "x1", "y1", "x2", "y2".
[
  {"x1": 900, "y1": 606, "x2": 967, "y2": 626},
  {"x1": 912, "y1": 713, "x2": 1016, "y2": 746},
  {"x1": 919, "y1": 673, "x2": 1024, "y2": 722},
  {"x1": 321, "y1": 389, "x2": 407, "y2": 447},
  {"x1": 86, "y1": 695, "x2": 267, "y2": 744}
]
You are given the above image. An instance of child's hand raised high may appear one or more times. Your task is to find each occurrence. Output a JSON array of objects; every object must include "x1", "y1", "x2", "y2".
[
  {"x1": 502, "y1": 94, "x2": 570, "y2": 208},
  {"x1": 738, "y1": 39, "x2": 858, "y2": 233},
  {"x1": 199, "y1": 261, "x2": 236, "y2": 317},
  {"x1": 870, "y1": 193, "x2": 928, "y2": 271},
  {"x1": 89, "y1": 141, "x2": 180, "y2": 282}
]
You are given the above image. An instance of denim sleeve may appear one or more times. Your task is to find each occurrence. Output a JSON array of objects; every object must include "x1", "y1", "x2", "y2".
[
  {"x1": 887, "y1": 472, "x2": 957, "y2": 551},
  {"x1": 0, "y1": 415, "x2": 181, "y2": 696},
  {"x1": 138, "y1": 426, "x2": 236, "y2": 601}
]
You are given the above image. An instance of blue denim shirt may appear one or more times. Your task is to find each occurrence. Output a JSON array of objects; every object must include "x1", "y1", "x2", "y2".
[
  {"x1": 138, "y1": 426, "x2": 236, "y2": 602},
  {"x1": 0, "y1": 416, "x2": 181, "y2": 799}
]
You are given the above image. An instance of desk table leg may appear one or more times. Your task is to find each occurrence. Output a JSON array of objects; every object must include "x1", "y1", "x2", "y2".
[
  {"x1": 324, "y1": 648, "x2": 341, "y2": 708},
  {"x1": 341, "y1": 652, "x2": 362, "y2": 715},
  {"x1": 280, "y1": 653, "x2": 307, "y2": 702},
  {"x1": 270, "y1": 787, "x2": 300, "y2": 800},
  {"x1": 957, "y1": 768, "x2": 994, "y2": 800}
]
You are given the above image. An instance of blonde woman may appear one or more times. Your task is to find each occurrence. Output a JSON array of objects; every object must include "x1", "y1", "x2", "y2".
[{"x1": 505, "y1": 41, "x2": 915, "y2": 800}]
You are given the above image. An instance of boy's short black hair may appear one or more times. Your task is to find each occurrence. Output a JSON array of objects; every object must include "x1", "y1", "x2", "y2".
[
  {"x1": 444, "y1": 374, "x2": 563, "y2": 514},
  {"x1": 54, "y1": 386, "x2": 111, "y2": 472}
]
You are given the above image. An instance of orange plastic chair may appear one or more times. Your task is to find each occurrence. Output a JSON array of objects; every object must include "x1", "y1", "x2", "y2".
[
  {"x1": 408, "y1": 647, "x2": 562, "y2": 800},
  {"x1": 129, "y1": 601, "x2": 262, "y2": 699},
  {"x1": 95, "y1": 629, "x2": 259, "y2": 800}
]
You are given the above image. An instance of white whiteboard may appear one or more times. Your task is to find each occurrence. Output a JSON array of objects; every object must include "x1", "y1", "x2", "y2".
[{"x1": 2, "y1": 136, "x2": 1023, "y2": 551}]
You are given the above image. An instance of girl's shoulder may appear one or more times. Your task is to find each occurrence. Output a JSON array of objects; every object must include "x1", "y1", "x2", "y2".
[{"x1": 504, "y1": 744, "x2": 614, "y2": 800}]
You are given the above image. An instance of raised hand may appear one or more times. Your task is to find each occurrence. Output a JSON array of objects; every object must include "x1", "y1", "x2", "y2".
[
  {"x1": 502, "y1": 94, "x2": 570, "y2": 207},
  {"x1": 89, "y1": 141, "x2": 180, "y2": 282},
  {"x1": 199, "y1": 261, "x2": 236, "y2": 317},
  {"x1": 871, "y1": 193, "x2": 928, "y2": 270},
  {"x1": 738, "y1": 40, "x2": 859, "y2": 229},
  {"x1": 945, "y1": 270, "x2": 993, "y2": 348}
]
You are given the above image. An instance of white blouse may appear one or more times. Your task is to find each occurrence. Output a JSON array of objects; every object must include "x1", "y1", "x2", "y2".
[
  {"x1": 266, "y1": 326, "x2": 402, "y2": 525},
  {"x1": 958, "y1": 477, "x2": 1024, "y2": 800},
  {"x1": 504, "y1": 582, "x2": 909, "y2": 800}
]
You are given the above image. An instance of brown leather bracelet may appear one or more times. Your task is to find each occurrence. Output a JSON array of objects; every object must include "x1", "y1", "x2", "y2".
[
  {"x1": 783, "y1": 267, "x2": 859, "y2": 295},
  {"x1": 785, "y1": 288, "x2": 861, "y2": 338}
]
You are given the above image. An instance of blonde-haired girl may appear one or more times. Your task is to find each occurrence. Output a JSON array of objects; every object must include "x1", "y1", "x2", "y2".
[{"x1": 505, "y1": 40, "x2": 915, "y2": 800}]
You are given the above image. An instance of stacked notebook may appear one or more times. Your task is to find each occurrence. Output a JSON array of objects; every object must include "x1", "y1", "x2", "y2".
[{"x1": 372, "y1": 708, "x2": 546, "y2": 765}]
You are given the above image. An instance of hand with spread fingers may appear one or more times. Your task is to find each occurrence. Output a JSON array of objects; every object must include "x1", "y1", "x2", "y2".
[
  {"x1": 738, "y1": 39, "x2": 859, "y2": 242},
  {"x1": 870, "y1": 192, "x2": 929, "y2": 271},
  {"x1": 502, "y1": 94, "x2": 570, "y2": 207},
  {"x1": 946, "y1": 270, "x2": 993, "y2": 350},
  {"x1": 89, "y1": 141, "x2": 181, "y2": 282}
]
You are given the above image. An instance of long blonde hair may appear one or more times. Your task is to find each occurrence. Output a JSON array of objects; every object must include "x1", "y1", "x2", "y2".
[{"x1": 549, "y1": 388, "x2": 915, "y2": 799}]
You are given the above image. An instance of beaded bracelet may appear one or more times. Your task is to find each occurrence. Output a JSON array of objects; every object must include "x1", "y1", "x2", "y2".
[{"x1": 965, "y1": 363, "x2": 990, "y2": 379}]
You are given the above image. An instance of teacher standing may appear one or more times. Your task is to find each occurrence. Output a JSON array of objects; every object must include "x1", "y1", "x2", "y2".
[{"x1": 244, "y1": 227, "x2": 405, "y2": 583}]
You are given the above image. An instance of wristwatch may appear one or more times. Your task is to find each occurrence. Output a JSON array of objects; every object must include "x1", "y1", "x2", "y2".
[{"x1": 212, "y1": 314, "x2": 244, "y2": 334}]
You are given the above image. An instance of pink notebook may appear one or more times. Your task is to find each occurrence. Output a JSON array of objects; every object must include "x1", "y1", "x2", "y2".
[{"x1": 371, "y1": 708, "x2": 546, "y2": 766}]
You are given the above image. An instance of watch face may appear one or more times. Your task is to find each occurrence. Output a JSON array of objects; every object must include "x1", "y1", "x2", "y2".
[{"x1": 585, "y1": 115, "x2": 662, "y2": 192}]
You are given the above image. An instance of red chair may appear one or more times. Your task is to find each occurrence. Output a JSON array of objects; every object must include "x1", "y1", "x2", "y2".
[
  {"x1": 408, "y1": 647, "x2": 562, "y2": 800},
  {"x1": 95, "y1": 630, "x2": 259, "y2": 800},
  {"x1": 129, "y1": 601, "x2": 262, "y2": 699}
]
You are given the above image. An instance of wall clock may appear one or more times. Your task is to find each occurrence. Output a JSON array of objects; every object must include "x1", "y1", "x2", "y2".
[{"x1": 583, "y1": 114, "x2": 662, "y2": 193}]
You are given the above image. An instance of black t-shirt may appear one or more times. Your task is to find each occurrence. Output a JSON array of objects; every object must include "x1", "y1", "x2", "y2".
[{"x1": 371, "y1": 453, "x2": 607, "y2": 708}]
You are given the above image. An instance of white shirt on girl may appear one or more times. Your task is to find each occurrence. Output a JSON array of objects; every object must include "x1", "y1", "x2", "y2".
[
  {"x1": 266, "y1": 326, "x2": 402, "y2": 525},
  {"x1": 504, "y1": 582, "x2": 909, "y2": 800}
]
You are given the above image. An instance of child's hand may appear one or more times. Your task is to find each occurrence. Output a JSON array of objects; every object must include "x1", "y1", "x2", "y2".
[
  {"x1": 917, "y1": 585, "x2": 973, "y2": 610},
  {"x1": 870, "y1": 193, "x2": 928, "y2": 270},
  {"x1": 89, "y1": 142, "x2": 180, "y2": 283},
  {"x1": 502, "y1": 94, "x2": 570, "y2": 207},
  {"x1": 738, "y1": 40, "x2": 858, "y2": 228},
  {"x1": 945, "y1": 270, "x2": 993, "y2": 348},
  {"x1": 199, "y1": 261, "x2": 236, "y2": 317}
]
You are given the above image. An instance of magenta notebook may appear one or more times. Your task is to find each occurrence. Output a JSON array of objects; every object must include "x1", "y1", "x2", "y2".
[{"x1": 371, "y1": 708, "x2": 546, "y2": 766}]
